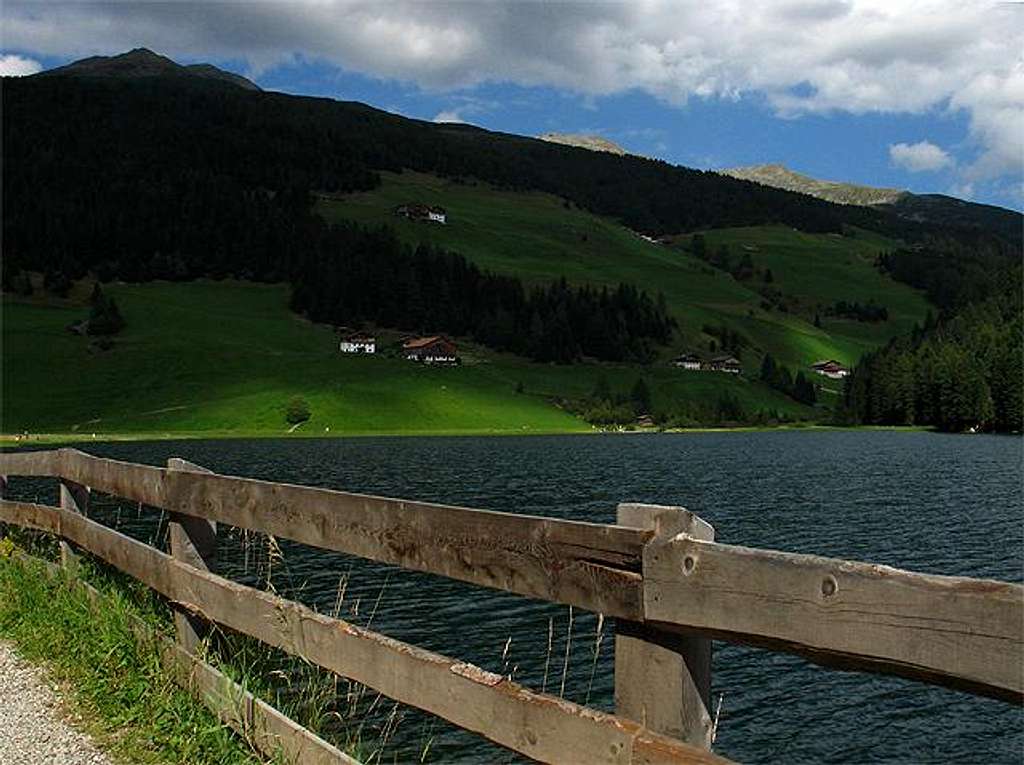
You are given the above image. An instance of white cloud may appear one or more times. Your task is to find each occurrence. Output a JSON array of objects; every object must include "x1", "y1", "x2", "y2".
[
  {"x1": 0, "y1": 53, "x2": 41, "y2": 76},
  {"x1": 889, "y1": 141, "x2": 954, "y2": 173},
  {"x1": 432, "y1": 109, "x2": 464, "y2": 123},
  {"x1": 2, "y1": 1, "x2": 1022, "y2": 184}
]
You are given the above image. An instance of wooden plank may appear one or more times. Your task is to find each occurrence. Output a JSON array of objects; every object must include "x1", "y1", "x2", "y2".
[
  {"x1": 644, "y1": 535, "x2": 1024, "y2": 704},
  {"x1": 616, "y1": 505, "x2": 714, "y2": 749},
  {"x1": 163, "y1": 469, "x2": 649, "y2": 620},
  {"x1": 0, "y1": 449, "x2": 60, "y2": 477},
  {"x1": 0, "y1": 499, "x2": 61, "y2": 534},
  {"x1": 10, "y1": 549, "x2": 357, "y2": 765},
  {"x1": 59, "y1": 449, "x2": 167, "y2": 507},
  {"x1": 0, "y1": 499, "x2": 726, "y2": 764},
  {"x1": 167, "y1": 457, "x2": 217, "y2": 654},
  {"x1": 28, "y1": 449, "x2": 648, "y2": 619}
]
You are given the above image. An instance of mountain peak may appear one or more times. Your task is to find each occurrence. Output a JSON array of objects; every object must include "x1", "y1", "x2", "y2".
[
  {"x1": 37, "y1": 48, "x2": 260, "y2": 91},
  {"x1": 538, "y1": 133, "x2": 628, "y2": 156},
  {"x1": 723, "y1": 163, "x2": 906, "y2": 206}
]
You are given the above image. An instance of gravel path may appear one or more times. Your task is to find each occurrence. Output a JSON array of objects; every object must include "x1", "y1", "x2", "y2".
[{"x1": 0, "y1": 641, "x2": 115, "y2": 765}]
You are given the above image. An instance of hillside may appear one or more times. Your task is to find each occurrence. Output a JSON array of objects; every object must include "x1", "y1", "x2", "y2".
[
  {"x1": 4, "y1": 49, "x2": 1012, "y2": 437},
  {"x1": 1, "y1": 280, "x2": 812, "y2": 438},
  {"x1": 318, "y1": 171, "x2": 928, "y2": 369},
  {"x1": 723, "y1": 163, "x2": 1022, "y2": 247}
]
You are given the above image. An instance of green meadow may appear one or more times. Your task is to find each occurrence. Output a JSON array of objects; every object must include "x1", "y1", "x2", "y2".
[
  {"x1": 2, "y1": 280, "x2": 809, "y2": 438},
  {"x1": 3, "y1": 171, "x2": 933, "y2": 438},
  {"x1": 318, "y1": 171, "x2": 930, "y2": 370}
]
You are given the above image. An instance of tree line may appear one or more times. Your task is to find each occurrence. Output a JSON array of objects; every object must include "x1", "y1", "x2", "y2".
[
  {"x1": 841, "y1": 281, "x2": 1022, "y2": 432},
  {"x1": 876, "y1": 237, "x2": 1018, "y2": 317},
  {"x1": 760, "y1": 354, "x2": 817, "y2": 406},
  {"x1": 289, "y1": 223, "x2": 676, "y2": 364}
]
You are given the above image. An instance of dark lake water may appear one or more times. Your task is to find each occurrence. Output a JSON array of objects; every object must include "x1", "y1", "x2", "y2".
[{"x1": 6, "y1": 431, "x2": 1023, "y2": 763}]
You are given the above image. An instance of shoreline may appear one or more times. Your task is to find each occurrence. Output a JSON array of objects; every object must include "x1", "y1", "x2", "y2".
[{"x1": 0, "y1": 423, "x2": 937, "y2": 448}]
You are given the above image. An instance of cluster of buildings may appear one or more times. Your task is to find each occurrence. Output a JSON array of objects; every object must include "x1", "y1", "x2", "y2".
[
  {"x1": 338, "y1": 331, "x2": 459, "y2": 364},
  {"x1": 394, "y1": 203, "x2": 447, "y2": 225},
  {"x1": 670, "y1": 353, "x2": 742, "y2": 374},
  {"x1": 339, "y1": 329, "x2": 847, "y2": 379}
]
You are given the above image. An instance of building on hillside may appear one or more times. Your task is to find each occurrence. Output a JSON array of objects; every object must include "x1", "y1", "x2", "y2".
[
  {"x1": 402, "y1": 335, "x2": 459, "y2": 364},
  {"x1": 706, "y1": 354, "x2": 742, "y2": 374},
  {"x1": 810, "y1": 359, "x2": 849, "y2": 379},
  {"x1": 339, "y1": 332, "x2": 376, "y2": 354},
  {"x1": 671, "y1": 353, "x2": 703, "y2": 371},
  {"x1": 395, "y1": 203, "x2": 447, "y2": 224}
]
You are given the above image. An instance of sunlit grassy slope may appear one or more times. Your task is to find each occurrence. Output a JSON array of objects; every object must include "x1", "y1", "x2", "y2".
[
  {"x1": 2, "y1": 280, "x2": 810, "y2": 437},
  {"x1": 318, "y1": 171, "x2": 930, "y2": 369}
]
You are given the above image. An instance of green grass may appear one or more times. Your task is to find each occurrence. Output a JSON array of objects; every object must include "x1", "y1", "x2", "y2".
[
  {"x1": 0, "y1": 550, "x2": 259, "y2": 765},
  {"x1": 679, "y1": 225, "x2": 932, "y2": 365},
  {"x1": 2, "y1": 279, "x2": 811, "y2": 437},
  {"x1": 3, "y1": 172, "x2": 931, "y2": 437},
  {"x1": 319, "y1": 171, "x2": 930, "y2": 370}
]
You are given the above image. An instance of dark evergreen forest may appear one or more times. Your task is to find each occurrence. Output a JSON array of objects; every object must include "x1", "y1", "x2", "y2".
[
  {"x1": 843, "y1": 256, "x2": 1022, "y2": 432},
  {"x1": 290, "y1": 223, "x2": 676, "y2": 364}
]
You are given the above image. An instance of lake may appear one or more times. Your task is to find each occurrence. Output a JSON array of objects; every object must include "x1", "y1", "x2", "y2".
[{"x1": 6, "y1": 431, "x2": 1022, "y2": 763}]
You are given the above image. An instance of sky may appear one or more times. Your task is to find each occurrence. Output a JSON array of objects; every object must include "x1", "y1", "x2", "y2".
[{"x1": 3, "y1": 1, "x2": 1022, "y2": 211}]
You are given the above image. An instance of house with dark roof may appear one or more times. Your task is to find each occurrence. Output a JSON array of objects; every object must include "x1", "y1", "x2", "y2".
[
  {"x1": 706, "y1": 354, "x2": 742, "y2": 374},
  {"x1": 402, "y1": 335, "x2": 458, "y2": 364},
  {"x1": 810, "y1": 359, "x2": 849, "y2": 379}
]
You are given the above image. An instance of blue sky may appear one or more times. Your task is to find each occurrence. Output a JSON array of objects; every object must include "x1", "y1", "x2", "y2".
[{"x1": 3, "y1": 2, "x2": 1021, "y2": 210}]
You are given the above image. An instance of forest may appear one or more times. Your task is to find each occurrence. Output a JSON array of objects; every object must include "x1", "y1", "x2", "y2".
[
  {"x1": 289, "y1": 223, "x2": 676, "y2": 364},
  {"x1": 843, "y1": 255, "x2": 1022, "y2": 432},
  {"x1": 5, "y1": 71, "x2": 1018, "y2": 290}
]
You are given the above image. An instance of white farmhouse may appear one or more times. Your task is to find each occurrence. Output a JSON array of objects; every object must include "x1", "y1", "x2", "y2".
[
  {"x1": 340, "y1": 333, "x2": 376, "y2": 354},
  {"x1": 671, "y1": 352, "x2": 703, "y2": 371}
]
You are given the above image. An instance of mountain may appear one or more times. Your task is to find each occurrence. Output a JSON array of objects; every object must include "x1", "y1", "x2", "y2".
[
  {"x1": 881, "y1": 193, "x2": 1023, "y2": 248},
  {"x1": 4, "y1": 48, "x2": 1020, "y2": 435},
  {"x1": 538, "y1": 133, "x2": 628, "y2": 155},
  {"x1": 723, "y1": 163, "x2": 1021, "y2": 247},
  {"x1": 38, "y1": 47, "x2": 260, "y2": 91},
  {"x1": 723, "y1": 164, "x2": 905, "y2": 206}
]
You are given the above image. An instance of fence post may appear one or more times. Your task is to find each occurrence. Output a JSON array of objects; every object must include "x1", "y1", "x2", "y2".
[
  {"x1": 59, "y1": 479, "x2": 90, "y2": 572},
  {"x1": 615, "y1": 503, "x2": 714, "y2": 749},
  {"x1": 167, "y1": 457, "x2": 216, "y2": 655}
]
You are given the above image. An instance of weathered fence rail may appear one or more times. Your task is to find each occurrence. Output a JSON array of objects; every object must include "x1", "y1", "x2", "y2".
[{"x1": 0, "y1": 448, "x2": 1020, "y2": 764}]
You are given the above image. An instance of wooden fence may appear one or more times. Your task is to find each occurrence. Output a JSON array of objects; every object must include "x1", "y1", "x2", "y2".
[{"x1": 0, "y1": 448, "x2": 1020, "y2": 764}]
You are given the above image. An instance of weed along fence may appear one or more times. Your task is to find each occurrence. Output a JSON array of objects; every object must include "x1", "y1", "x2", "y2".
[{"x1": 0, "y1": 449, "x2": 1021, "y2": 764}]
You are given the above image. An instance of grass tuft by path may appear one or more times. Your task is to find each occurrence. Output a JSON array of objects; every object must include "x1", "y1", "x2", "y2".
[{"x1": 0, "y1": 551, "x2": 261, "y2": 765}]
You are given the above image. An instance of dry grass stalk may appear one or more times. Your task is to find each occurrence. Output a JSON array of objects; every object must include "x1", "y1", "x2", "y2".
[{"x1": 559, "y1": 605, "x2": 574, "y2": 698}]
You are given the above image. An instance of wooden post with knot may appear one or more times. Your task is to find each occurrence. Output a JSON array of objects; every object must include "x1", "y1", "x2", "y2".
[{"x1": 615, "y1": 502, "x2": 715, "y2": 749}]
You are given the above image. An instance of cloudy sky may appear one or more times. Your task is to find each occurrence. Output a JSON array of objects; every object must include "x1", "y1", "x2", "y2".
[{"x1": 3, "y1": 1, "x2": 1022, "y2": 210}]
